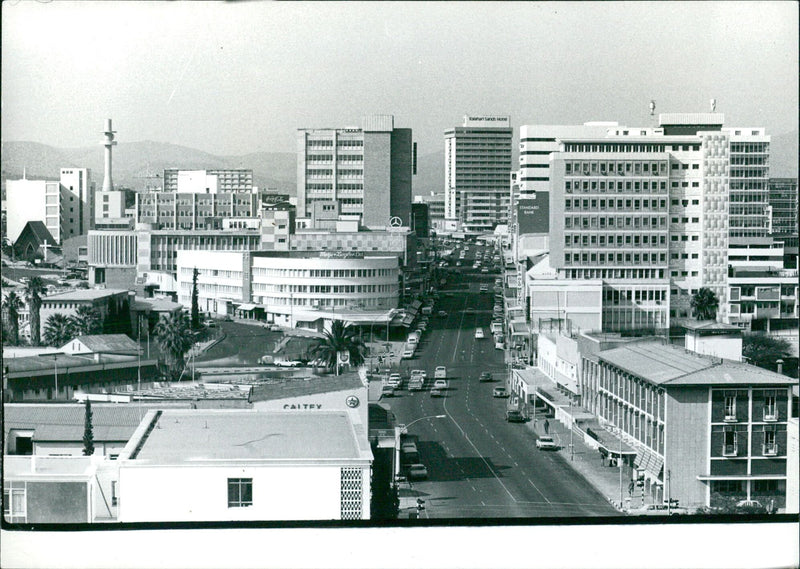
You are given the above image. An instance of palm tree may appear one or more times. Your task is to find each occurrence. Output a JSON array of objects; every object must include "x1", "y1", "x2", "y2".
[
  {"x1": 70, "y1": 305, "x2": 104, "y2": 337},
  {"x1": 2, "y1": 291, "x2": 24, "y2": 345},
  {"x1": 309, "y1": 320, "x2": 366, "y2": 375},
  {"x1": 24, "y1": 277, "x2": 46, "y2": 345},
  {"x1": 44, "y1": 313, "x2": 75, "y2": 347},
  {"x1": 154, "y1": 312, "x2": 194, "y2": 381},
  {"x1": 691, "y1": 287, "x2": 719, "y2": 320}
]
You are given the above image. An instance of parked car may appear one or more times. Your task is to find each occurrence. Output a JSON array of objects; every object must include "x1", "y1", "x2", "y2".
[
  {"x1": 406, "y1": 464, "x2": 428, "y2": 480},
  {"x1": 492, "y1": 387, "x2": 509, "y2": 398},
  {"x1": 495, "y1": 340, "x2": 505, "y2": 350},
  {"x1": 479, "y1": 371, "x2": 493, "y2": 382},
  {"x1": 536, "y1": 436, "x2": 558, "y2": 450},
  {"x1": 268, "y1": 324, "x2": 282, "y2": 332},
  {"x1": 438, "y1": 310, "x2": 448, "y2": 317},
  {"x1": 735, "y1": 500, "x2": 768, "y2": 514},
  {"x1": 402, "y1": 349, "x2": 415, "y2": 359},
  {"x1": 388, "y1": 373, "x2": 402, "y2": 387},
  {"x1": 627, "y1": 503, "x2": 690, "y2": 516}
]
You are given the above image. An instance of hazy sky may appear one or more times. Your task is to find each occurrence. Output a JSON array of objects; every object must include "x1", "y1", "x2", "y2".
[{"x1": 2, "y1": 1, "x2": 797, "y2": 157}]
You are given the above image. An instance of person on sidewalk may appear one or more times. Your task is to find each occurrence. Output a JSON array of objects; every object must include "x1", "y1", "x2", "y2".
[{"x1": 544, "y1": 419, "x2": 550, "y2": 434}]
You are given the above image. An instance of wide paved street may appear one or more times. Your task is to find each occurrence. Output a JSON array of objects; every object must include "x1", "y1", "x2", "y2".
[{"x1": 385, "y1": 256, "x2": 619, "y2": 518}]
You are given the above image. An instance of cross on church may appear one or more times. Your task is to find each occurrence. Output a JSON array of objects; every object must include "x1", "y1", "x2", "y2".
[{"x1": 41, "y1": 241, "x2": 49, "y2": 262}]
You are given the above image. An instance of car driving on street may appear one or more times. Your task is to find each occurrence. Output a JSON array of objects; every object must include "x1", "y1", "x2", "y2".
[
  {"x1": 479, "y1": 371, "x2": 493, "y2": 382},
  {"x1": 536, "y1": 436, "x2": 558, "y2": 450},
  {"x1": 492, "y1": 387, "x2": 508, "y2": 398}
]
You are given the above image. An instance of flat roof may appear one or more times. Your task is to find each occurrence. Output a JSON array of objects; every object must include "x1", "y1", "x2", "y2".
[
  {"x1": 130, "y1": 410, "x2": 369, "y2": 463},
  {"x1": 599, "y1": 342, "x2": 797, "y2": 386}
]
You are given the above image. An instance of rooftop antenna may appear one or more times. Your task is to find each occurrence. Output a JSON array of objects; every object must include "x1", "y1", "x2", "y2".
[
  {"x1": 649, "y1": 100, "x2": 656, "y2": 117},
  {"x1": 710, "y1": 98, "x2": 717, "y2": 112}
]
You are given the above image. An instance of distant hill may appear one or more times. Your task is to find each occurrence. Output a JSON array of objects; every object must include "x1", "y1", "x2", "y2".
[{"x1": 1, "y1": 140, "x2": 296, "y2": 194}]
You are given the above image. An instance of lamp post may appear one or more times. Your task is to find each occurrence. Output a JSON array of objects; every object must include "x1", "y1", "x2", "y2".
[{"x1": 401, "y1": 414, "x2": 446, "y2": 433}]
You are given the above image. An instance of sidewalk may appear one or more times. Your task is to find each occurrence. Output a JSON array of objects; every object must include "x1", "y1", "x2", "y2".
[{"x1": 526, "y1": 413, "x2": 650, "y2": 512}]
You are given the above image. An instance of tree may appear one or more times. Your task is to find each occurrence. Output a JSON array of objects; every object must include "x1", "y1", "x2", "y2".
[
  {"x1": 309, "y1": 320, "x2": 366, "y2": 375},
  {"x1": 24, "y1": 277, "x2": 46, "y2": 345},
  {"x1": 191, "y1": 267, "x2": 200, "y2": 330},
  {"x1": 154, "y1": 312, "x2": 194, "y2": 381},
  {"x1": 70, "y1": 305, "x2": 104, "y2": 337},
  {"x1": 43, "y1": 313, "x2": 75, "y2": 347},
  {"x1": 743, "y1": 333, "x2": 793, "y2": 374},
  {"x1": 691, "y1": 287, "x2": 719, "y2": 320},
  {"x1": 82, "y1": 398, "x2": 95, "y2": 456},
  {"x1": 2, "y1": 291, "x2": 24, "y2": 345}
]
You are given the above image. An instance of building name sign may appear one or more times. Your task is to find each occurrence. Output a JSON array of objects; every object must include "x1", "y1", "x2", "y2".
[
  {"x1": 283, "y1": 403, "x2": 323, "y2": 410},
  {"x1": 465, "y1": 116, "x2": 510, "y2": 127}
]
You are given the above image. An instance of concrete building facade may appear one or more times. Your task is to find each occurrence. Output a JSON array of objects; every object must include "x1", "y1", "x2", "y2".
[
  {"x1": 444, "y1": 115, "x2": 513, "y2": 234},
  {"x1": 296, "y1": 115, "x2": 413, "y2": 227}
]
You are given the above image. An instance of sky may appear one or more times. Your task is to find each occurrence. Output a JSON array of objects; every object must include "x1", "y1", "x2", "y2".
[{"x1": 2, "y1": 1, "x2": 798, "y2": 158}]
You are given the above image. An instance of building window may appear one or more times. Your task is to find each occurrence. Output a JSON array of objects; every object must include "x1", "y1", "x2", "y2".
[
  {"x1": 723, "y1": 427, "x2": 737, "y2": 456},
  {"x1": 227, "y1": 478, "x2": 253, "y2": 508},
  {"x1": 3, "y1": 483, "x2": 26, "y2": 523},
  {"x1": 724, "y1": 394, "x2": 737, "y2": 421},
  {"x1": 763, "y1": 427, "x2": 777, "y2": 455},
  {"x1": 111, "y1": 480, "x2": 118, "y2": 506},
  {"x1": 764, "y1": 393, "x2": 777, "y2": 421}
]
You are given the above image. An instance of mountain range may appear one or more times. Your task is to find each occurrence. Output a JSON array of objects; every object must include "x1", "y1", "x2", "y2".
[{"x1": 2, "y1": 130, "x2": 797, "y2": 199}]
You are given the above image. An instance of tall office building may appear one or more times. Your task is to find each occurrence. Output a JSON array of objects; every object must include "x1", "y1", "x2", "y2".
[
  {"x1": 444, "y1": 115, "x2": 512, "y2": 234},
  {"x1": 296, "y1": 115, "x2": 413, "y2": 227},
  {"x1": 59, "y1": 168, "x2": 94, "y2": 238},
  {"x1": 545, "y1": 113, "x2": 772, "y2": 328},
  {"x1": 162, "y1": 169, "x2": 254, "y2": 193}
]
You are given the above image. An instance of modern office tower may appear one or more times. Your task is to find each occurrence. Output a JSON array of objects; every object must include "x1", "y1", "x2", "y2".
[
  {"x1": 296, "y1": 115, "x2": 413, "y2": 228},
  {"x1": 410, "y1": 202, "x2": 429, "y2": 238},
  {"x1": 162, "y1": 169, "x2": 254, "y2": 193},
  {"x1": 549, "y1": 151, "x2": 671, "y2": 332},
  {"x1": 769, "y1": 178, "x2": 798, "y2": 236},
  {"x1": 546, "y1": 113, "x2": 772, "y2": 325},
  {"x1": 59, "y1": 168, "x2": 94, "y2": 237},
  {"x1": 444, "y1": 115, "x2": 512, "y2": 234},
  {"x1": 95, "y1": 189, "x2": 127, "y2": 224},
  {"x1": 413, "y1": 193, "x2": 445, "y2": 232}
]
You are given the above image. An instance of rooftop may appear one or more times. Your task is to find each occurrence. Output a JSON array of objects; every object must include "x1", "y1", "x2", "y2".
[
  {"x1": 129, "y1": 410, "x2": 370, "y2": 463},
  {"x1": 64, "y1": 334, "x2": 141, "y2": 354},
  {"x1": 43, "y1": 288, "x2": 129, "y2": 302},
  {"x1": 3, "y1": 403, "x2": 154, "y2": 442},
  {"x1": 599, "y1": 342, "x2": 797, "y2": 386},
  {"x1": 248, "y1": 373, "x2": 364, "y2": 403},
  {"x1": 5, "y1": 352, "x2": 151, "y2": 376}
]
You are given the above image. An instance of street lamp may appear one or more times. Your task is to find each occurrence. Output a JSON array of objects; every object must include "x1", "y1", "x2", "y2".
[{"x1": 400, "y1": 414, "x2": 446, "y2": 433}]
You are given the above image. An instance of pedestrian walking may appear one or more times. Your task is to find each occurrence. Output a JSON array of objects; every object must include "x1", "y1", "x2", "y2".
[{"x1": 544, "y1": 419, "x2": 550, "y2": 434}]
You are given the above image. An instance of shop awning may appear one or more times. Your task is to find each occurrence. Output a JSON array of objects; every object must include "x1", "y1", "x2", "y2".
[
  {"x1": 237, "y1": 304, "x2": 257, "y2": 311},
  {"x1": 635, "y1": 446, "x2": 664, "y2": 481}
]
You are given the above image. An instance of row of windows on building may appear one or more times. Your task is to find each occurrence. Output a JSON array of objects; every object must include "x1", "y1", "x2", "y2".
[
  {"x1": 566, "y1": 161, "x2": 670, "y2": 176},
  {"x1": 566, "y1": 179, "x2": 669, "y2": 193},
  {"x1": 251, "y1": 267, "x2": 393, "y2": 278},
  {"x1": 565, "y1": 233, "x2": 667, "y2": 247},
  {"x1": 565, "y1": 251, "x2": 667, "y2": 266},
  {"x1": 565, "y1": 197, "x2": 668, "y2": 212},
  {"x1": 180, "y1": 267, "x2": 242, "y2": 279},
  {"x1": 306, "y1": 139, "x2": 364, "y2": 148},
  {"x1": 256, "y1": 296, "x2": 393, "y2": 308},
  {"x1": 306, "y1": 169, "x2": 363, "y2": 177},
  {"x1": 306, "y1": 155, "x2": 364, "y2": 162},
  {"x1": 252, "y1": 283, "x2": 396, "y2": 294},
  {"x1": 564, "y1": 215, "x2": 668, "y2": 229},
  {"x1": 564, "y1": 268, "x2": 666, "y2": 280},
  {"x1": 730, "y1": 142, "x2": 768, "y2": 153},
  {"x1": 562, "y1": 143, "x2": 701, "y2": 153}
]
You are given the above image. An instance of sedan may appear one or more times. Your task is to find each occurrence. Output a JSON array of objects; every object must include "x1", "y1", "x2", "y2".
[
  {"x1": 433, "y1": 379, "x2": 448, "y2": 390},
  {"x1": 536, "y1": 436, "x2": 559, "y2": 450},
  {"x1": 492, "y1": 387, "x2": 508, "y2": 398},
  {"x1": 479, "y1": 372, "x2": 493, "y2": 382},
  {"x1": 430, "y1": 388, "x2": 444, "y2": 398},
  {"x1": 406, "y1": 464, "x2": 429, "y2": 480},
  {"x1": 381, "y1": 385, "x2": 397, "y2": 397},
  {"x1": 438, "y1": 310, "x2": 448, "y2": 317}
]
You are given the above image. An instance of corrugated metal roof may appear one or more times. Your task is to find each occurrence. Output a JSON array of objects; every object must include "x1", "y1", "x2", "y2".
[
  {"x1": 42, "y1": 289, "x2": 129, "y2": 302},
  {"x1": 3, "y1": 404, "x2": 148, "y2": 442},
  {"x1": 5, "y1": 352, "x2": 143, "y2": 375},
  {"x1": 64, "y1": 334, "x2": 140, "y2": 354},
  {"x1": 599, "y1": 342, "x2": 796, "y2": 386}
]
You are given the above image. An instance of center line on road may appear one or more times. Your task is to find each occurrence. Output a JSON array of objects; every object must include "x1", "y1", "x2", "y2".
[{"x1": 527, "y1": 478, "x2": 550, "y2": 503}]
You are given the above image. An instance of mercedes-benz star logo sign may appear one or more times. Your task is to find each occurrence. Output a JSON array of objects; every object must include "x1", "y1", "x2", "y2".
[
  {"x1": 389, "y1": 216, "x2": 402, "y2": 227},
  {"x1": 346, "y1": 395, "x2": 360, "y2": 408}
]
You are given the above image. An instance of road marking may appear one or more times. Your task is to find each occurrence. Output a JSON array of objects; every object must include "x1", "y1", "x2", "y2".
[{"x1": 527, "y1": 478, "x2": 551, "y2": 503}]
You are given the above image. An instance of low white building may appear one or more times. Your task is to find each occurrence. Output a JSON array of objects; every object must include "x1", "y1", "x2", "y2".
[{"x1": 117, "y1": 409, "x2": 372, "y2": 522}]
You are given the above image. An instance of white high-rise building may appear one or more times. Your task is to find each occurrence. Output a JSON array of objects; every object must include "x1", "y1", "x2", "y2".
[
  {"x1": 444, "y1": 115, "x2": 512, "y2": 234},
  {"x1": 59, "y1": 168, "x2": 94, "y2": 238}
]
